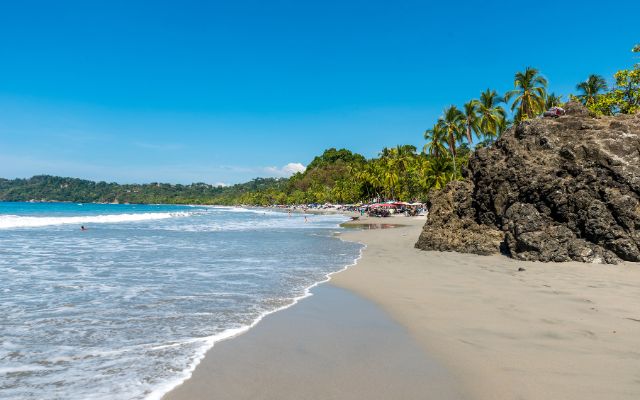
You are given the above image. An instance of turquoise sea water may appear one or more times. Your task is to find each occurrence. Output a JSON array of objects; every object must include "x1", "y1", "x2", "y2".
[{"x1": 0, "y1": 203, "x2": 362, "y2": 399}]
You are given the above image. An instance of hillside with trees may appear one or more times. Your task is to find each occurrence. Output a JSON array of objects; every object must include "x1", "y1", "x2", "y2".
[{"x1": 0, "y1": 175, "x2": 285, "y2": 205}]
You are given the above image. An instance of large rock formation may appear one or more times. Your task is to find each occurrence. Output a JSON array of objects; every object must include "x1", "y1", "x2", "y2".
[{"x1": 416, "y1": 103, "x2": 640, "y2": 264}]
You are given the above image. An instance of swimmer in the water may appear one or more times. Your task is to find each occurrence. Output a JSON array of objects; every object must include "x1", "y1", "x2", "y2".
[{"x1": 80, "y1": 225, "x2": 87, "y2": 231}]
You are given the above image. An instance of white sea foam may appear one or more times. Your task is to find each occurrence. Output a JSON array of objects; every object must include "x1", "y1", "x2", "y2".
[
  {"x1": 204, "y1": 205, "x2": 284, "y2": 216},
  {"x1": 0, "y1": 212, "x2": 192, "y2": 229},
  {"x1": 0, "y1": 365, "x2": 50, "y2": 374},
  {"x1": 0, "y1": 205, "x2": 363, "y2": 400}
]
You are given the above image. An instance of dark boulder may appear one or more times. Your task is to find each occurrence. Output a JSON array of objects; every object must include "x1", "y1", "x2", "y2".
[
  {"x1": 415, "y1": 180, "x2": 504, "y2": 256},
  {"x1": 416, "y1": 104, "x2": 640, "y2": 264}
]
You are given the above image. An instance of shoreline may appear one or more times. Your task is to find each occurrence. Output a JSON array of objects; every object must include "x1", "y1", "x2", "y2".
[
  {"x1": 162, "y1": 284, "x2": 463, "y2": 400},
  {"x1": 151, "y1": 212, "x2": 367, "y2": 400},
  {"x1": 159, "y1": 213, "x2": 438, "y2": 400}
]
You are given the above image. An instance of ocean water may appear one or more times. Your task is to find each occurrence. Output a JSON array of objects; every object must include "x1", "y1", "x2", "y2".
[{"x1": 0, "y1": 202, "x2": 362, "y2": 399}]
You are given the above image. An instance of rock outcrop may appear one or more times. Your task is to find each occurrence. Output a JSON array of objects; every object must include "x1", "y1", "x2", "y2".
[{"x1": 416, "y1": 103, "x2": 640, "y2": 264}]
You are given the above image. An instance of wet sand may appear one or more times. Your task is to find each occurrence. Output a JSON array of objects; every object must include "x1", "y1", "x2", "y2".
[{"x1": 163, "y1": 284, "x2": 464, "y2": 400}]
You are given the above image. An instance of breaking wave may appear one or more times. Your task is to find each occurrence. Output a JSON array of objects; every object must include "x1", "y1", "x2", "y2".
[{"x1": 0, "y1": 212, "x2": 192, "y2": 229}]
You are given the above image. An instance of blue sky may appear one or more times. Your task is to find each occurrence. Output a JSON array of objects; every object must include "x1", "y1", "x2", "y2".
[{"x1": 1, "y1": 0, "x2": 639, "y2": 184}]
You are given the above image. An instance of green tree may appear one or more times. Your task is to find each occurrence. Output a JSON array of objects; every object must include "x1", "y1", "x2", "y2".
[
  {"x1": 545, "y1": 92, "x2": 564, "y2": 109},
  {"x1": 422, "y1": 157, "x2": 453, "y2": 190},
  {"x1": 613, "y1": 67, "x2": 640, "y2": 113},
  {"x1": 305, "y1": 148, "x2": 366, "y2": 170},
  {"x1": 383, "y1": 167, "x2": 399, "y2": 200},
  {"x1": 576, "y1": 74, "x2": 607, "y2": 106},
  {"x1": 587, "y1": 46, "x2": 640, "y2": 116},
  {"x1": 506, "y1": 67, "x2": 548, "y2": 122},
  {"x1": 423, "y1": 123, "x2": 447, "y2": 158},
  {"x1": 476, "y1": 89, "x2": 506, "y2": 142},
  {"x1": 394, "y1": 145, "x2": 417, "y2": 200},
  {"x1": 396, "y1": 144, "x2": 417, "y2": 156},
  {"x1": 437, "y1": 105, "x2": 465, "y2": 158},
  {"x1": 434, "y1": 106, "x2": 465, "y2": 179},
  {"x1": 462, "y1": 100, "x2": 481, "y2": 145},
  {"x1": 496, "y1": 117, "x2": 513, "y2": 139}
]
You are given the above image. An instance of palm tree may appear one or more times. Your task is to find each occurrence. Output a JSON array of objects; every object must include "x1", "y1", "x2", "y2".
[
  {"x1": 576, "y1": 74, "x2": 607, "y2": 106},
  {"x1": 545, "y1": 92, "x2": 563, "y2": 109},
  {"x1": 495, "y1": 117, "x2": 513, "y2": 140},
  {"x1": 506, "y1": 67, "x2": 548, "y2": 122},
  {"x1": 392, "y1": 145, "x2": 415, "y2": 200},
  {"x1": 437, "y1": 106, "x2": 465, "y2": 158},
  {"x1": 396, "y1": 144, "x2": 417, "y2": 156},
  {"x1": 435, "y1": 105, "x2": 465, "y2": 178},
  {"x1": 368, "y1": 164, "x2": 384, "y2": 201},
  {"x1": 379, "y1": 147, "x2": 393, "y2": 158},
  {"x1": 383, "y1": 168, "x2": 399, "y2": 200},
  {"x1": 462, "y1": 101, "x2": 481, "y2": 145},
  {"x1": 422, "y1": 157, "x2": 454, "y2": 190},
  {"x1": 476, "y1": 89, "x2": 506, "y2": 142},
  {"x1": 423, "y1": 124, "x2": 447, "y2": 158}
]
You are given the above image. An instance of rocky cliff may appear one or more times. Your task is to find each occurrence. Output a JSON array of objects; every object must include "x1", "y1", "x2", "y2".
[{"x1": 415, "y1": 103, "x2": 640, "y2": 264}]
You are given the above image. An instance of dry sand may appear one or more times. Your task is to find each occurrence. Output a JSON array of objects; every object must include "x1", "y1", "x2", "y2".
[{"x1": 334, "y1": 216, "x2": 640, "y2": 400}]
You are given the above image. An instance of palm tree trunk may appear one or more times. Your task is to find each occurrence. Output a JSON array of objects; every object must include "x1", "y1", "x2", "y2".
[
  {"x1": 448, "y1": 131, "x2": 456, "y2": 158},
  {"x1": 524, "y1": 96, "x2": 533, "y2": 119},
  {"x1": 452, "y1": 152, "x2": 457, "y2": 178}
]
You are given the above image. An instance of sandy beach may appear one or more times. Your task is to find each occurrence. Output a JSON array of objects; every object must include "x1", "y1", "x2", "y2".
[
  {"x1": 335, "y1": 216, "x2": 640, "y2": 400},
  {"x1": 164, "y1": 214, "x2": 640, "y2": 400}
]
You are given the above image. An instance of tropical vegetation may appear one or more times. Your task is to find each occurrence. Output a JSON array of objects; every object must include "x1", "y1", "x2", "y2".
[
  {"x1": 505, "y1": 67, "x2": 548, "y2": 122},
  {"x1": 576, "y1": 74, "x2": 608, "y2": 106},
  {"x1": 583, "y1": 48, "x2": 640, "y2": 116}
]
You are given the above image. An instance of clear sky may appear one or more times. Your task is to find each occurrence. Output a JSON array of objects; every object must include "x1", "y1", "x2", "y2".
[{"x1": 1, "y1": 0, "x2": 639, "y2": 184}]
